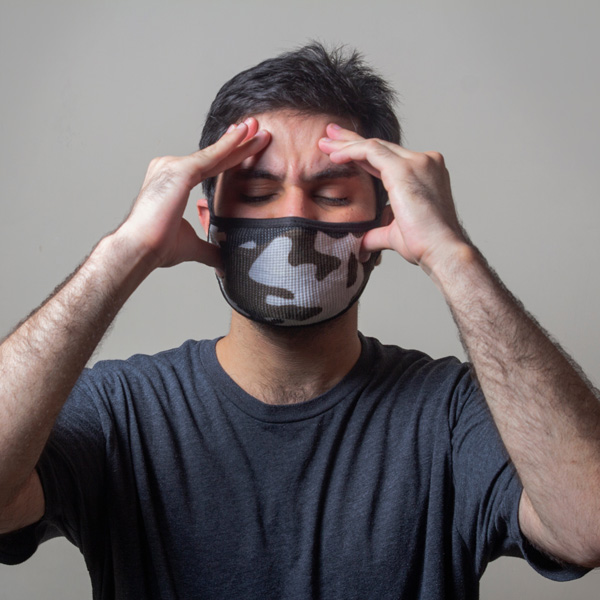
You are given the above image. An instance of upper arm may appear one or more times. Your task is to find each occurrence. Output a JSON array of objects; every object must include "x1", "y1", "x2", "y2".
[{"x1": 0, "y1": 471, "x2": 45, "y2": 535}]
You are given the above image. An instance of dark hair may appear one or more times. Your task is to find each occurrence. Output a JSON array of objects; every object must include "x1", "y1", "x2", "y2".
[{"x1": 199, "y1": 42, "x2": 401, "y2": 215}]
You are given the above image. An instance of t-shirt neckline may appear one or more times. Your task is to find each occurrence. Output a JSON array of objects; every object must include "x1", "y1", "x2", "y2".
[{"x1": 199, "y1": 333, "x2": 374, "y2": 424}]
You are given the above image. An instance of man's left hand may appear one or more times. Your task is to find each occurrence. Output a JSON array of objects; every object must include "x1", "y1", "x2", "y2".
[{"x1": 318, "y1": 124, "x2": 469, "y2": 275}]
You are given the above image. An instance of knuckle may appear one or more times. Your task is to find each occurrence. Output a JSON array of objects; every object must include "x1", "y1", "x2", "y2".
[
  {"x1": 199, "y1": 144, "x2": 217, "y2": 157},
  {"x1": 144, "y1": 165, "x2": 185, "y2": 197},
  {"x1": 413, "y1": 153, "x2": 436, "y2": 170},
  {"x1": 148, "y1": 157, "x2": 162, "y2": 170},
  {"x1": 364, "y1": 139, "x2": 391, "y2": 159},
  {"x1": 366, "y1": 139, "x2": 383, "y2": 152},
  {"x1": 423, "y1": 151, "x2": 445, "y2": 166},
  {"x1": 149, "y1": 156, "x2": 175, "y2": 172}
]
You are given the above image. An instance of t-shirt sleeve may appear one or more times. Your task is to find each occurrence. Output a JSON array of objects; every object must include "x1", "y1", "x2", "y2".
[
  {"x1": 0, "y1": 377, "x2": 108, "y2": 565},
  {"x1": 449, "y1": 366, "x2": 590, "y2": 581}
]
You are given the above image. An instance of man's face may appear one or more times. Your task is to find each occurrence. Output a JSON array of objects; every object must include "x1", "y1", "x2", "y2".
[{"x1": 212, "y1": 111, "x2": 377, "y2": 222}]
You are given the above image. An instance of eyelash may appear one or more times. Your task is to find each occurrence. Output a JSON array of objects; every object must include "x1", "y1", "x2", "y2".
[
  {"x1": 240, "y1": 194, "x2": 275, "y2": 203},
  {"x1": 241, "y1": 194, "x2": 349, "y2": 206}
]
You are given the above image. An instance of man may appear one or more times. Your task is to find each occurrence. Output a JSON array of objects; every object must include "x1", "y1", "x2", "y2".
[{"x1": 0, "y1": 43, "x2": 598, "y2": 598}]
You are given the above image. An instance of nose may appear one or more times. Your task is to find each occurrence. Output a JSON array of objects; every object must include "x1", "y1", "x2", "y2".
[{"x1": 278, "y1": 187, "x2": 317, "y2": 220}]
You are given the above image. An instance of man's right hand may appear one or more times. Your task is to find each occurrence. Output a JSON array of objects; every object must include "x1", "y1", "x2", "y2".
[
  {"x1": 0, "y1": 118, "x2": 270, "y2": 533},
  {"x1": 119, "y1": 117, "x2": 270, "y2": 270}
]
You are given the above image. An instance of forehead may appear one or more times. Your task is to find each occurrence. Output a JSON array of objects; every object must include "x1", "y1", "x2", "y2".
[
  {"x1": 212, "y1": 110, "x2": 378, "y2": 218},
  {"x1": 236, "y1": 110, "x2": 356, "y2": 175}
]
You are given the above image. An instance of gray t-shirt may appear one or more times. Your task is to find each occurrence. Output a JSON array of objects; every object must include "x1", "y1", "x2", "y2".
[{"x1": 0, "y1": 335, "x2": 588, "y2": 598}]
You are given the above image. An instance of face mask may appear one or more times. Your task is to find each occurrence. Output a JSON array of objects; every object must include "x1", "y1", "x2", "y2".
[{"x1": 208, "y1": 215, "x2": 380, "y2": 327}]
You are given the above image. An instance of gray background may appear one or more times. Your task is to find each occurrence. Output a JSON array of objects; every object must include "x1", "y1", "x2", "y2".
[{"x1": 1, "y1": 0, "x2": 599, "y2": 597}]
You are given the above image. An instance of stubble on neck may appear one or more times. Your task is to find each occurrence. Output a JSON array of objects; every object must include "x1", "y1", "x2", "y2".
[{"x1": 216, "y1": 307, "x2": 362, "y2": 405}]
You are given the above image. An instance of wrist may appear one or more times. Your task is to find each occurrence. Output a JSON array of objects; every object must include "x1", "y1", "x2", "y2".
[
  {"x1": 86, "y1": 226, "x2": 158, "y2": 298},
  {"x1": 419, "y1": 234, "x2": 481, "y2": 278},
  {"x1": 424, "y1": 239, "x2": 483, "y2": 293}
]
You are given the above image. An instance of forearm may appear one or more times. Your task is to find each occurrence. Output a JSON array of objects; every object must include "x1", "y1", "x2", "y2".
[
  {"x1": 431, "y1": 243, "x2": 600, "y2": 565},
  {"x1": 322, "y1": 125, "x2": 600, "y2": 564},
  {"x1": 0, "y1": 123, "x2": 263, "y2": 518},
  {"x1": 0, "y1": 228, "x2": 154, "y2": 509}
]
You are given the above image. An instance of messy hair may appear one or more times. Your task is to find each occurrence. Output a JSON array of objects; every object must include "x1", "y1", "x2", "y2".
[{"x1": 199, "y1": 42, "x2": 401, "y2": 215}]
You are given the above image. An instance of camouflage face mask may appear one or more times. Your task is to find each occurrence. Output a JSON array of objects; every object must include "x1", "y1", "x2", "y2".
[{"x1": 209, "y1": 215, "x2": 380, "y2": 327}]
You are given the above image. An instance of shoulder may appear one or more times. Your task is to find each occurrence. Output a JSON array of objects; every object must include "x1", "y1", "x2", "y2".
[
  {"x1": 93, "y1": 337, "x2": 212, "y2": 371},
  {"x1": 359, "y1": 334, "x2": 482, "y2": 425},
  {"x1": 63, "y1": 338, "x2": 218, "y2": 419},
  {"x1": 81, "y1": 338, "x2": 214, "y2": 386},
  {"x1": 360, "y1": 334, "x2": 475, "y2": 390}
]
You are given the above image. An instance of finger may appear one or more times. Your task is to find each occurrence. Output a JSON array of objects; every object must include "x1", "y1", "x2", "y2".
[
  {"x1": 224, "y1": 116, "x2": 261, "y2": 146},
  {"x1": 321, "y1": 138, "x2": 407, "y2": 183},
  {"x1": 191, "y1": 120, "x2": 253, "y2": 164},
  {"x1": 361, "y1": 224, "x2": 416, "y2": 265},
  {"x1": 361, "y1": 224, "x2": 393, "y2": 254},
  {"x1": 326, "y1": 123, "x2": 366, "y2": 142},
  {"x1": 226, "y1": 117, "x2": 260, "y2": 142},
  {"x1": 200, "y1": 129, "x2": 270, "y2": 180},
  {"x1": 325, "y1": 123, "x2": 412, "y2": 160},
  {"x1": 241, "y1": 117, "x2": 259, "y2": 141},
  {"x1": 184, "y1": 127, "x2": 271, "y2": 187},
  {"x1": 168, "y1": 218, "x2": 224, "y2": 269},
  {"x1": 318, "y1": 137, "x2": 382, "y2": 179},
  {"x1": 191, "y1": 237, "x2": 223, "y2": 269},
  {"x1": 321, "y1": 135, "x2": 416, "y2": 160}
]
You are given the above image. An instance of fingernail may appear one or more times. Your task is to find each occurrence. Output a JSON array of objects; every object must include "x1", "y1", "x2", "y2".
[
  {"x1": 226, "y1": 124, "x2": 236, "y2": 133},
  {"x1": 320, "y1": 137, "x2": 332, "y2": 142},
  {"x1": 330, "y1": 123, "x2": 341, "y2": 130},
  {"x1": 243, "y1": 117, "x2": 254, "y2": 126},
  {"x1": 236, "y1": 121, "x2": 247, "y2": 129}
]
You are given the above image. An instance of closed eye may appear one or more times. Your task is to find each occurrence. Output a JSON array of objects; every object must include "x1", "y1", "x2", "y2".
[
  {"x1": 240, "y1": 194, "x2": 275, "y2": 203},
  {"x1": 240, "y1": 194, "x2": 349, "y2": 206},
  {"x1": 315, "y1": 196, "x2": 349, "y2": 206}
]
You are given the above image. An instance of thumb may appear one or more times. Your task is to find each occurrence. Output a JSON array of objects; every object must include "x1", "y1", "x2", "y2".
[
  {"x1": 359, "y1": 205, "x2": 397, "y2": 262},
  {"x1": 359, "y1": 225, "x2": 392, "y2": 262},
  {"x1": 188, "y1": 236, "x2": 223, "y2": 270},
  {"x1": 164, "y1": 219, "x2": 223, "y2": 269}
]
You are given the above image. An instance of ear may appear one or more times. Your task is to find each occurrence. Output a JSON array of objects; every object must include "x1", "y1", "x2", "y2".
[{"x1": 197, "y1": 198, "x2": 211, "y2": 236}]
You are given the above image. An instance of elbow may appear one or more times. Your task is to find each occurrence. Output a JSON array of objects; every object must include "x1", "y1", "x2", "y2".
[
  {"x1": 568, "y1": 545, "x2": 600, "y2": 570},
  {"x1": 0, "y1": 472, "x2": 45, "y2": 535},
  {"x1": 544, "y1": 534, "x2": 600, "y2": 569}
]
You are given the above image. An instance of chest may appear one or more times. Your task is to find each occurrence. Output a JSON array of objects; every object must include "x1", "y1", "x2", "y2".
[{"x1": 114, "y1": 405, "x2": 452, "y2": 598}]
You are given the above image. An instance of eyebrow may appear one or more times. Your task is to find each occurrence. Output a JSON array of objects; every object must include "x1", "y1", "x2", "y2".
[{"x1": 232, "y1": 164, "x2": 362, "y2": 184}]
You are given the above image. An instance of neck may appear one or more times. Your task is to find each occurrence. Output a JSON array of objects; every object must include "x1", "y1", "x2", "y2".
[{"x1": 216, "y1": 308, "x2": 362, "y2": 405}]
